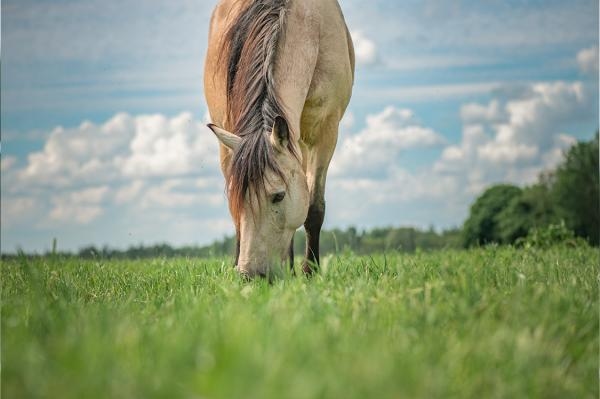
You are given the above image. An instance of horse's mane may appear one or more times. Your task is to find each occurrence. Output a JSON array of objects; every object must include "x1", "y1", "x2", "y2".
[{"x1": 220, "y1": 0, "x2": 294, "y2": 226}]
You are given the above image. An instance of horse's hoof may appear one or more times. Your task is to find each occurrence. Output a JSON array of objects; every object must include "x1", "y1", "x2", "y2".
[{"x1": 302, "y1": 263, "x2": 317, "y2": 276}]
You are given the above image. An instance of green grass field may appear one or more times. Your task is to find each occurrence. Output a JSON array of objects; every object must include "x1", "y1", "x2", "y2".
[{"x1": 2, "y1": 246, "x2": 598, "y2": 398}]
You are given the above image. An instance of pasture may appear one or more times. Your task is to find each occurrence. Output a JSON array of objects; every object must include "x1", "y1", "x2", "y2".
[{"x1": 2, "y1": 246, "x2": 598, "y2": 398}]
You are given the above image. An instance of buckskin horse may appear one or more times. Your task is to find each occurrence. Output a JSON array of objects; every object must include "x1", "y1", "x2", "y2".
[{"x1": 204, "y1": 0, "x2": 354, "y2": 278}]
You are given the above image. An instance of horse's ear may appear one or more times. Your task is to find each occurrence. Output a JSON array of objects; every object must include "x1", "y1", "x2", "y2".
[
  {"x1": 270, "y1": 116, "x2": 289, "y2": 151},
  {"x1": 207, "y1": 123, "x2": 241, "y2": 151}
]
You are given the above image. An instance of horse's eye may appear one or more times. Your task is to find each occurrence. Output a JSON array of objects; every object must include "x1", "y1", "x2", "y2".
[{"x1": 271, "y1": 191, "x2": 286, "y2": 204}]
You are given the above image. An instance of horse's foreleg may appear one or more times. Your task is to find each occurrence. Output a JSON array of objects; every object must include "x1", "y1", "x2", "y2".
[
  {"x1": 302, "y1": 119, "x2": 338, "y2": 275},
  {"x1": 303, "y1": 192, "x2": 325, "y2": 275},
  {"x1": 234, "y1": 229, "x2": 240, "y2": 267},
  {"x1": 289, "y1": 235, "x2": 295, "y2": 274}
]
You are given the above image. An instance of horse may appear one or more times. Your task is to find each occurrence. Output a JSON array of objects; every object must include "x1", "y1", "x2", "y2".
[{"x1": 204, "y1": 0, "x2": 354, "y2": 278}]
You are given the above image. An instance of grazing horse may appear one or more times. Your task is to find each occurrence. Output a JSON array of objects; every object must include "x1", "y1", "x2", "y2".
[{"x1": 204, "y1": 0, "x2": 354, "y2": 278}]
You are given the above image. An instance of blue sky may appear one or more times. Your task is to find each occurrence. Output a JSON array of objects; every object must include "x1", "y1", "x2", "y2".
[{"x1": 1, "y1": 0, "x2": 598, "y2": 253}]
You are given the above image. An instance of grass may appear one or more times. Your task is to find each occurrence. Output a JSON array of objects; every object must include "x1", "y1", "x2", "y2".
[{"x1": 2, "y1": 246, "x2": 598, "y2": 398}]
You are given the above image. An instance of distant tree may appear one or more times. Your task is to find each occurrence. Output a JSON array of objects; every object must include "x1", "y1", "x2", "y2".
[
  {"x1": 440, "y1": 228, "x2": 463, "y2": 249},
  {"x1": 462, "y1": 184, "x2": 523, "y2": 247},
  {"x1": 498, "y1": 178, "x2": 559, "y2": 243},
  {"x1": 347, "y1": 226, "x2": 361, "y2": 250},
  {"x1": 552, "y1": 133, "x2": 599, "y2": 244},
  {"x1": 386, "y1": 227, "x2": 417, "y2": 252},
  {"x1": 293, "y1": 225, "x2": 461, "y2": 256},
  {"x1": 79, "y1": 246, "x2": 100, "y2": 258}
]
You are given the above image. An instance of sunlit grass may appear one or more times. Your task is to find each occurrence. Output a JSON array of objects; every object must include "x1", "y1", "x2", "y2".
[{"x1": 2, "y1": 246, "x2": 598, "y2": 398}]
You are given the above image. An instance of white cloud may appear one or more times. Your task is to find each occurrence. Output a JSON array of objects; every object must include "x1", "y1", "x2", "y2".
[
  {"x1": 122, "y1": 111, "x2": 219, "y2": 178},
  {"x1": 351, "y1": 31, "x2": 378, "y2": 66},
  {"x1": 436, "y1": 81, "x2": 591, "y2": 192},
  {"x1": 328, "y1": 77, "x2": 592, "y2": 227},
  {"x1": 47, "y1": 186, "x2": 110, "y2": 225},
  {"x1": 49, "y1": 204, "x2": 104, "y2": 225},
  {"x1": 14, "y1": 111, "x2": 219, "y2": 190},
  {"x1": 493, "y1": 82, "x2": 587, "y2": 150},
  {"x1": 331, "y1": 106, "x2": 445, "y2": 177},
  {"x1": 577, "y1": 46, "x2": 599, "y2": 75},
  {"x1": 327, "y1": 116, "x2": 463, "y2": 224},
  {"x1": 124, "y1": 113, "x2": 187, "y2": 177},
  {"x1": 71, "y1": 186, "x2": 110, "y2": 204},
  {"x1": 332, "y1": 168, "x2": 456, "y2": 204},
  {"x1": 477, "y1": 141, "x2": 539, "y2": 165},
  {"x1": 18, "y1": 113, "x2": 135, "y2": 187},
  {"x1": 436, "y1": 81, "x2": 590, "y2": 177},
  {"x1": 114, "y1": 180, "x2": 145, "y2": 205},
  {"x1": 460, "y1": 100, "x2": 506, "y2": 124},
  {"x1": 1, "y1": 197, "x2": 41, "y2": 229},
  {"x1": 1, "y1": 156, "x2": 17, "y2": 172},
  {"x1": 434, "y1": 125, "x2": 488, "y2": 173},
  {"x1": 139, "y1": 179, "x2": 223, "y2": 210},
  {"x1": 3, "y1": 112, "x2": 224, "y2": 231}
]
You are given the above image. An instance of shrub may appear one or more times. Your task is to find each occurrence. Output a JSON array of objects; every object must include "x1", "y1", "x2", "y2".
[{"x1": 516, "y1": 221, "x2": 587, "y2": 248}]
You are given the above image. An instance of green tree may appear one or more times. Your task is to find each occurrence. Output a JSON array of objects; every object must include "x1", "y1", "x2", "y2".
[
  {"x1": 462, "y1": 184, "x2": 523, "y2": 247},
  {"x1": 498, "y1": 178, "x2": 560, "y2": 244},
  {"x1": 552, "y1": 133, "x2": 599, "y2": 244}
]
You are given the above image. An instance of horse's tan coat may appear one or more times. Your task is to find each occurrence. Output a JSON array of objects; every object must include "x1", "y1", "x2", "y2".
[{"x1": 205, "y1": 0, "x2": 354, "y2": 276}]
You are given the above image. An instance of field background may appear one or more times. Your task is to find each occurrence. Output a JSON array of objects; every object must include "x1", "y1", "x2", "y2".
[{"x1": 2, "y1": 246, "x2": 598, "y2": 399}]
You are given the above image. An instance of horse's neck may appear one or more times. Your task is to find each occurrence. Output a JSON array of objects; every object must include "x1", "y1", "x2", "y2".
[{"x1": 270, "y1": 1, "x2": 321, "y2": 141}]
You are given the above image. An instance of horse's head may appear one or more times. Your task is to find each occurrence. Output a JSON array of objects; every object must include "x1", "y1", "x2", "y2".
[{"x1": 208, "y1": 116, "x2": 309, "y2": 278}]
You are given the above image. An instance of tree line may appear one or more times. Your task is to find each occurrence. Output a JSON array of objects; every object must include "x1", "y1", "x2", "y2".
[{"x1": 69, "y1": 226, "x2": 463, "y2": 259}]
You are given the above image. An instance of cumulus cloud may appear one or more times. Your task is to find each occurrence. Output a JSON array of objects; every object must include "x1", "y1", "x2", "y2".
[
  {"x1": 482, "y1": 82, "x2": 587, "y2": 157},
  {"x1": 331, "y1": 106, "x2": 446, "y2": 177},
  {"x1": 351, "y1": 31, "x2": 378, "y2": 66},
  {"x1": 44, "y1": 186, "x2": 110, "y2": 225},
  {"x1": 139, "y1": 178, "x2": 223, "y2": 210},
  {"x1": 3, "y1": 112, "x2": 223, "y2": 230},
  {"x1": 16, "y1": 112, "x2": 219, "y2": 191},
  {"x1": 18, "y1": 113, "x2": 134, "y2": 188},
  {"x1": 122, "y1": 112, "x2": 217, "y2": 178},
  {"x1": 460, "y1": 100, "x2": 506, "y2": 125},
  {"x1": 114, "y1": 180, "x2": 145, "y2": 205},
  {"x1": 477, "y1": 141, "x2": 539, "y2": 165},
  {"x1": 435, "y1": 81, "x2": 592, "y2": 192},
  {"x1": 577, "y1": 46, "x2": 599, "y2": 75},
  {"x1": 327, "y1": 77, "x2": 593, "y2": 226},
  {"x1": 1, "y1": 197, "x2": 41, "y2": 229},
  {"x1": 1, "y1": 156, "x2": 17, "y2": 172},
  {"x1": 49, "y1": 205, "x2": 103, "y2": 225}
]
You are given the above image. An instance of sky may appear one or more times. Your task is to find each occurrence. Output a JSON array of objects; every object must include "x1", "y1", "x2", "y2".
[{"x1": 1, "y1": 0, "x2": 599, "y2": 253}]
